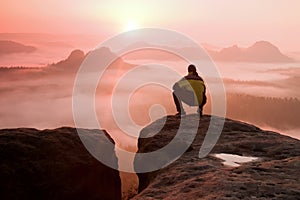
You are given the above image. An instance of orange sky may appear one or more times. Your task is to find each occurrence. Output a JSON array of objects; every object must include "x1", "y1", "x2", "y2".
[{"x1": 1, "y1": 0, "x2": 300, "y2": 51}]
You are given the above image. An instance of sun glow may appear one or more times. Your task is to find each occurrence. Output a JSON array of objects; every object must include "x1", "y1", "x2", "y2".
[{"x1": 124, "y1": 20, "x2": 139, "y2": 31}]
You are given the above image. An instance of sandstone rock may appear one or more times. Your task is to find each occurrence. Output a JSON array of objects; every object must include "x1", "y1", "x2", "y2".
[
  {"x1": 134, "y1": 115, "x2": 300, "y2": 199},
  {"x1": 0, "y1": 127, "x2": 121, "y2": 200}
]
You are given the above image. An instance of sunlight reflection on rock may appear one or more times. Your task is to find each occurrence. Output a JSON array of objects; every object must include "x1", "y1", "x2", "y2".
[{"x1": 214, "y1": 153, "x2": 258, "y2": 167}]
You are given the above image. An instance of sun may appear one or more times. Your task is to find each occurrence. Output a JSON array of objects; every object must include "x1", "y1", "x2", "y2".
[{"x1": 124, "y1": 20, "x2": 139, "y2": 31}]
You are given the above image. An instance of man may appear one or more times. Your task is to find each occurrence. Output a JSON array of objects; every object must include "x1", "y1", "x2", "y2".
[{"x1": 172, "y1": 64, "x2": 207, "y2": 117}]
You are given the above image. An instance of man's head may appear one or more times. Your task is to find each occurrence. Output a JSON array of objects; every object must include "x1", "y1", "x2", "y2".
[{"x1": 188, "y1": 64, "x2": 197, "y2": 73}]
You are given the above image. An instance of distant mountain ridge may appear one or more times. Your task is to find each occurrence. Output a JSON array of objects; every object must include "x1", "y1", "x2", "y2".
[
  {"x1": 0, "y1": 39, "x2": 295, "y2": 66},
  {"x1": 117, "y1": 40, "x2": 295, "y2": 63},
  {"x1": 208, "y1": 41, "x2": 294, "y2": 63},
  {"x1": 0, "y1": 40, "x2": 36, "y2": 55},
  {"x1": 50, "y1": 47, "x2": 126, "y2": 73}
]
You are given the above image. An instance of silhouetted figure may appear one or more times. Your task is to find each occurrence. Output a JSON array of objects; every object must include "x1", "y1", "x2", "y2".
[{"x1": 173, "y1": 64, "x2": 207, "y2": 117}]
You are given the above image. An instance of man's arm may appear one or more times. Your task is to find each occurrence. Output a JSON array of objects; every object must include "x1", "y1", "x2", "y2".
[
  {"x1": 173, "y1": 77, "x2": 187, "y2": 91},
  {"x1": 173, "y1": 82, "x2": 180, "y2": 91}
]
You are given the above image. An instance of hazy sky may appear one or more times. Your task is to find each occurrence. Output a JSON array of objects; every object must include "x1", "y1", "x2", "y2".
[{"x1": 1, "y1": 0, "x2": 300, "y2": 51}]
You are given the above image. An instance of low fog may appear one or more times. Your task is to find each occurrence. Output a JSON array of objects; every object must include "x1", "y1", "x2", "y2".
[{"x1": 0, "y1": 47, "x2": 300, "y2": 147}]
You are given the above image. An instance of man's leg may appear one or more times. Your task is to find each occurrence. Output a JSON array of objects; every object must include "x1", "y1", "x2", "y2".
[
  {"x1": 197, "y1": 106, "x2": 203, "y2": 117},
  {"x1": 197, "y1": 96, "x2": 206, "y2": 117},
  {"x1": 173, "y1": 92, "x2": 185, "y2": 115}
]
